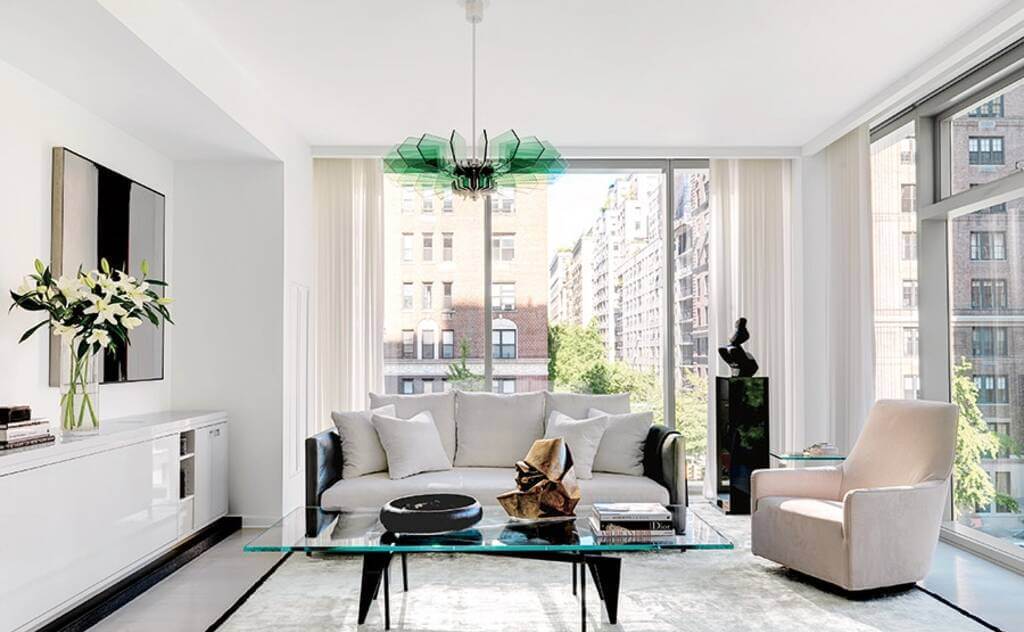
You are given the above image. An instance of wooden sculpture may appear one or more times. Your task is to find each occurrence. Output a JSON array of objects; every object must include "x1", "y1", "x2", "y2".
[{"x1": 497, "y1": 437, "x2": 581, "y2": 518}]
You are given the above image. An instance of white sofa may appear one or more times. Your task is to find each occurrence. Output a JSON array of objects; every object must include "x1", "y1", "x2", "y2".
[
  {"x1": 306, "y1": 390, "x2": 687, "y2": 513},
  {"x1": 750, "y1": 399, "x2": 958, "y2": 591}
]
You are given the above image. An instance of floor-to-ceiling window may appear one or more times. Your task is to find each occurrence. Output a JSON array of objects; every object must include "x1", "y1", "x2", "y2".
[
  {"x1": 382, "y1": 160, "x2": 711, "y2": 492},
  {"x1": 879, "y1": 44, "x2": 1024, "y2": 563}
]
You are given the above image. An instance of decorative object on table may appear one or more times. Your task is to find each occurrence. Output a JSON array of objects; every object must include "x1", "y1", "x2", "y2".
[
  {"x1": 0, "y1": 406, "x2": 54, "y2": 450},
  {"x1": 9, "y1": 258, "x2": 172, "y2": 435},
  {"x1": 590, "y1": 503, "x2": 674, "y2": 542},
  {"x1": 715, "y1": 376, "x2": 769, "y2": 515},
  {"x1": 379, "y1": 493, "x2": 483, "y2": 534},
  {"x1": 497, "y1": 437, "x2": 581, "y2": 519},
  {"x1": 717, "y1": 317, "x2": 759, "y2": 377},
  {"x1": 802, "y1": 442, "x2": 839, "y2": 456},
  {"x1": 382, "y1": 0, "x2": 566, "y2": 199}
]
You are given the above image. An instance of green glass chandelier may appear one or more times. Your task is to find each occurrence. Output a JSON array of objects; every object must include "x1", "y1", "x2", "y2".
[{"x1": 383, "y1": 1, "x2": 567, "y2": 198}]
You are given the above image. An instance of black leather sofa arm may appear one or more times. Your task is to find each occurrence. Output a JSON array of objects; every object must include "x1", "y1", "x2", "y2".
[
  {"x1": 306, "y1": 428, "x2": 342, "y2": 508},
  {"x1": 643, "y1": 425, "x2": 688, "y2": 506}
]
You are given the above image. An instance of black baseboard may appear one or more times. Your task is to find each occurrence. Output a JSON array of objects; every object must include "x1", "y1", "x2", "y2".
[{"x1": 37, "y1": 515, "x2": 242, "y2": 632}]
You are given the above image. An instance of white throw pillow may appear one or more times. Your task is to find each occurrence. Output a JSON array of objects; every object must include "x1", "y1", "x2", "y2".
[
  {"x1": 544, "y1": 391, "x2": 630, "y2": 421},
  {"x1": 454, "y1": 391, "x2": 545, "y2": 467},
  {"x1": 544, "y1": 411, "x2": 609, "y2": 479},
  {"x1": 371, "y1": 410, "x2": 452, "y2": 480},
  {"x1": 330, "y1": 404, "x2": 397, "y2": 479},
  {"x1": 589, "y1": 408, "x2": 653, "y2": 476},
  {"x1": 369, "y1": 391, "x2": 457, "y2": 462}
]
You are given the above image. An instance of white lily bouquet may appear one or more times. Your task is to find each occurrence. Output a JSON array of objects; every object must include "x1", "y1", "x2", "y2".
[{"x1": 9, "y1": 258, "x2": 173, "y2": 434}]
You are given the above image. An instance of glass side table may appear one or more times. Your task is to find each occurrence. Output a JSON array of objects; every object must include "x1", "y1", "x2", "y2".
[{"x1": 770, "y1": 451, "x2": 846, "y2": 469}]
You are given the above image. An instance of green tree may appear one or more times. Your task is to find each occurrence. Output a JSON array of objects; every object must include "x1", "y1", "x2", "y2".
[
  {"x1": 446, "y1": 338, "x2": 483, "y2": 391},
  {"x1": 951, "y1": 359, "x2": 1018, "y2": 515},
  {"x1": 548, "y1": 320, "x2": 608, "y2": 389}
]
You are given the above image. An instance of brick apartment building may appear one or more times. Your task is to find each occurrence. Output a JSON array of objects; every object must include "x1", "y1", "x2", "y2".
[{"x1": 382, "y1": 183, "x2": 550, "y2": 395}]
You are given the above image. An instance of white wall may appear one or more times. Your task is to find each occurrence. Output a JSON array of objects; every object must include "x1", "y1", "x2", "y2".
[
  {"x1": 0, "y1": 58, "x2": 174, "y2": 422},
  {"x1": 172, "y1": 161, "x2": 285, "y2": 525}
]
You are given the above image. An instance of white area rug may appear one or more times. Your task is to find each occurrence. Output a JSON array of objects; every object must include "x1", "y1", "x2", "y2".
[{"x1": 221, "y1": 504, "x2": 988, "y2": 631}]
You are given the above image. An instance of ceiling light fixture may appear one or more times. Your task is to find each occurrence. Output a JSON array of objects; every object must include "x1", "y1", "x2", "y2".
[{"x1": 383, "y1": 0, "x2": 567, "y2": 199}]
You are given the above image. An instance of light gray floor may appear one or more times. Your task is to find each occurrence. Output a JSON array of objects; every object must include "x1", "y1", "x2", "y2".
[
  {"x1": 90, "y1": 529, "x2": 283, "y2": 632},
  {"x1": 920, "y1": 541, "x2": 1024, "y2": 632},
  {"x1": 89, "y1": 523, "x2": 1024, "y2": 632}
]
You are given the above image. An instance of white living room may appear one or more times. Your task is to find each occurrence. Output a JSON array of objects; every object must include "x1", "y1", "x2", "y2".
[{"x1": 3, "y1": 1, "x2": 1024, "y2": 631}]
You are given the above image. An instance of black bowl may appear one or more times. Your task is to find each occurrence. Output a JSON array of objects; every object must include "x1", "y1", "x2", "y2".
[{"x1": 379, "y1": 493, "x2": 483, "y2": 534}]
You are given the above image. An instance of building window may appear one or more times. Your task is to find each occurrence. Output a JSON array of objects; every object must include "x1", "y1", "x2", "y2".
[
  {"x1": 441, "y1": 329, "x2": 455, "y2": 359},
  {"x1": 402, "y1": 283, "x2": 414, "y2": 310},
  {"x1": 422, "y1": 233, "x2": 433, "y2": 261},
  {"x1": 495, "y1": 187, "x2": 515, "y2": 213},
  {"x1": 492, "y1": 233, "x2": 515, "y2": 261},
  {"x1": 969, "y1": 231, "x2": 1006, "y2": 260},
  {"x1": 899, "y1": 137, "x2": 916, "y2": 165},
  {"x1": 401, "y1": 233, "x2": 414, "y2": 262},
  {"x1": 903, "y1": 374, "x2": 920, "y2": 400},
  {"x1": 422, "y1": 378, "x2": 435, "y2": 394},
  {"x1": 493, "y1": 378, "x2": 516, "y2": 394},
  {"x1": 968, "y1": 136, "x2": 1004, "y2": 165},
  {"x1": 401, "y1": 186, "x2": 415, "y2": 213},
  {"x1": 903, "y1": 327, "x2": 919, "y2": 357},
  {"x1": 492, "y1": 283, "x2": 516, "y2": 311},
  {"x1": 995, "y1": 472, "x2": 1013, "y2": 512},
  {"x1": 442, "y1": 192, "x2": 453, "y2": 213},
  {"x1": 973, "y1": 326, "x2": 1009, "y2": 356},
  {"x1": 492, "y1": 329, "x2": 517, "y2": 359},
  {"x1": 422, "y1": 282, "x2": 433, "y2": 309},
  {"x1": 400, "y1": 378, "x2": 414, "y2": 394},
  {"x1": 421, "y1": 328, "x2": 435, "y2": 359},
  {"x1": 442, "y1": 232, "x2": 453, "y2": 262},
  {"x1": 443, "y1": 282, "x2": 453, "y2": 309},
  {"x1": 974, "y1": 375, "x2": 1010, "y2": 404},
  {"x1": 970, "y1": 279, "x2": 1008, "y2": 309},
  {"x1": 402, "y1": 330, "x2": 415, "y2": 358},
  {"x1": 901, "y1": 231, "x2": 917, "y2": 260},
  {"x1": 422, "y1": 196, "x2": 434, "y2": 213},
  {"x1": 902, "y1": 280, "x2": 918, "y2": 308},
  {"x1": 990, "y1": 422, "x2": 1011, "y2": 458},
  {"x1": 969, "y1": 96, "x2": 1004, "y2": 118},
  {"x1": 901, "y1": 184, "x2": 916, "y2": 213}
]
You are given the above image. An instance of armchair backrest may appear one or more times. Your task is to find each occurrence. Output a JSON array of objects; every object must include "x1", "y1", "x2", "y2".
[{"x1": 839, "y1": 399, "x2": 958, "y2": 495}]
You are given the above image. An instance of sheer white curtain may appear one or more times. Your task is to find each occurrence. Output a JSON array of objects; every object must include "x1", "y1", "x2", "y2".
[
  {"x1": 824, "y1": 126, "x2": 875, "y2": 451},
  {"x1": 314, "y1": 158, "x2": 385, "y2": 426},
  {"x1": 706, "y1": 159, "x2": 795, "y2": 498}
]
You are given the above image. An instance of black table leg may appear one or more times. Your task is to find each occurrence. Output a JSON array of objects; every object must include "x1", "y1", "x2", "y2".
[
  {"x1": 357, "y1": 553, "x2": 392, "y2": 625},
  {"x1": 579, "y1": 554, "x2": 586, "y2": 632},
  {"x1": 384, "y1": 562, "x2": 391, "y2": 630},
  {"x1": 401, "y1": 553, "x2": 408, "y2": 592},
  {"x1": 572, "y1": 561, "x2": 577, "y2": 596},
  {"x1": 585, "y1": 556, "x2": 622, "y2": 624}
]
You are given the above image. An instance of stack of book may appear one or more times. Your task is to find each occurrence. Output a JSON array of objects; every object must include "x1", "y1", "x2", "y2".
[
  {"x1": 589, "y1": 503, "x2": 674, "y2": 542},
  {"x1": 0, "y1": 406, "x2": 54, "y2": 451}
]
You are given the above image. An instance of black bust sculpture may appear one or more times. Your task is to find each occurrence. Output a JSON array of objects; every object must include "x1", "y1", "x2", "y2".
[{"x1": 718, "y1": 317, "x2": 759, "y2": 377}]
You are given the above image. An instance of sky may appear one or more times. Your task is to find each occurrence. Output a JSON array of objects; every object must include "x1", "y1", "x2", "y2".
[{"x1": 542, "y1": 173, "x2": 618, "y2": 260}]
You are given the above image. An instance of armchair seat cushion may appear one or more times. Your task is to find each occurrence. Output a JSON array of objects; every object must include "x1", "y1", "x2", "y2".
[
  {"x1": 320, "y1": 467, "x2": 670, "y2": 512},
  {"x1": 752, "y1": 497, "x2": 847, "y2": 587}
]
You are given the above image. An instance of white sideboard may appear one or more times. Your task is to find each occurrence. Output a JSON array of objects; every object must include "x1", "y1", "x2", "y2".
[{"x1": 0, "y1": 410, "x2": 229, "y2": 632}]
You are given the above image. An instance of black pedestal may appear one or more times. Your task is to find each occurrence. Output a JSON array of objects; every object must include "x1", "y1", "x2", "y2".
[{"x1": 715, "y1": 377, "x2": 769, "y2": 515}]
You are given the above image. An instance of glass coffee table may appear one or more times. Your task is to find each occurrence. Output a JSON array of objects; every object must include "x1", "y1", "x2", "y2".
[{"x1": 246, "y1": 505, "x2": 732, "y2": 631}]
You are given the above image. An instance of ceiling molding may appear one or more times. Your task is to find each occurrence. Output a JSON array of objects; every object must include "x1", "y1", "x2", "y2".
[
  {"x1": 801, "y1": 0, "x2": 1024, "y2": 156},
  {"x1": 311, "y1": 145, "x2": 803, "y2": 160}
]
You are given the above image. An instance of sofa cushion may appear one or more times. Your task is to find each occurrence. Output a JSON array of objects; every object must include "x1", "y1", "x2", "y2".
[
  {"x1": 372, "y1": 410, "x2": 452, "y2": 479},
  {"x1": 454, "y1": 391, "x2": 545, "y2": 467},
  {"x1": 330, "y1": 404, "x2": 396, "y2": 479},
  {"x1": 589, "y1": 408, "x2": 652, "y2": 476},
  {"x1": 544, "y1": 392, "x2": 630, "y2": 422},
  {"x1": 544, "y1": 411, "x2": 608, "y2": 479},
  {"x1": 320, "y1": 467, "x2": 670, "y2": 511},
  {"x1": 369, "y1": 391, "x2": 456, "y2": 462}
]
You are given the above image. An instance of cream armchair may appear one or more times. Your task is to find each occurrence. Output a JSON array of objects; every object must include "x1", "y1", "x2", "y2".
[{"x1": 751, "y1": 399, "x2": 958, "y2": 591}]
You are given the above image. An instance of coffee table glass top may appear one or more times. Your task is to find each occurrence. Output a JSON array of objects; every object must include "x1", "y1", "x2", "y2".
[
  {"x1": 245, "y1": 505, "x2": 733, "y2": 554},
  {"x1": 769, "y1": 451, "x2": 846, "y2": 461}
]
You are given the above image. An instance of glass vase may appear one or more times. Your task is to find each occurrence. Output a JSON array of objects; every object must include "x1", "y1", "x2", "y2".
[{"x1": 60, "y1": 338, "x2": 100, "y2": 436}]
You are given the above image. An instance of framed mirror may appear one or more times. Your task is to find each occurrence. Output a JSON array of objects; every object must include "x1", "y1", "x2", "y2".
[{"x1": 49, "y1": 148, "x2": 166, "y2": 385}]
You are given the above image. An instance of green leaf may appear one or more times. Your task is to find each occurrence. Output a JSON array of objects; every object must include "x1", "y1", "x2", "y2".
[
  {"x1": 18, "y1": 320, "x2": 49, "y2": 343},
  {"x1": 141, "y1": 259, "x2": 149, "y2": 276},
  {"x1": 145, "y1": 279, "x2": 168, "y2": 287}
]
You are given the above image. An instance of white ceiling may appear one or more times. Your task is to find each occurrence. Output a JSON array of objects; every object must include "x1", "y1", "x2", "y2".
[
  {"x1": 0, "y1": 0, "x2": 274, "y2": 161},
  {"x1": 180, "y1": 0, "x2": 1011, "y2": 149}
]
